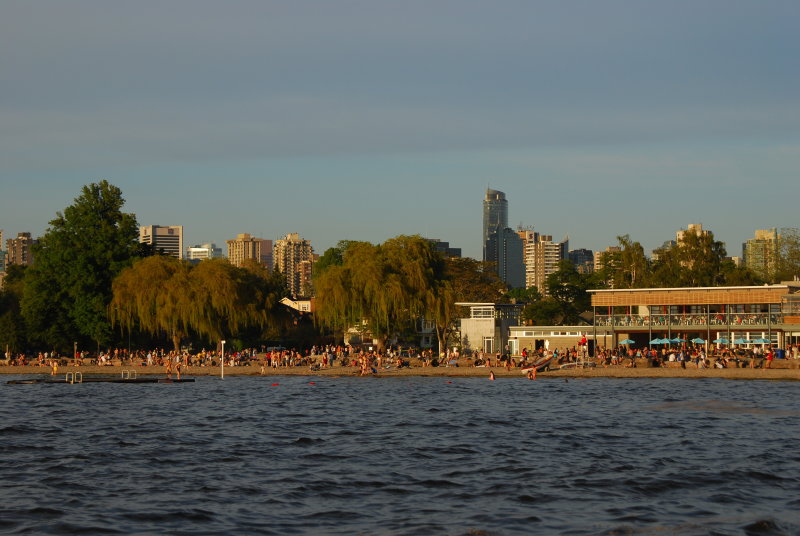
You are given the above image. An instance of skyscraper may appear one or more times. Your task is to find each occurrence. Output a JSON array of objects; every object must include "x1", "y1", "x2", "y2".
[
  {"x1": 139, "y1": 225, "x2": 184, "y2": 259},
  {"x1": 486, "y1": 228, "x2": 525, "y2": 288},
  {"x1": 483, "y1": 189, "x2": 508, "y2": 261},
  {"x1": 273, "y1": 233, "x2": 314, "y2": 298}
]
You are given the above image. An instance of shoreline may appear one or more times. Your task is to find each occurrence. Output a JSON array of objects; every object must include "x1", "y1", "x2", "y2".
[{"x1": 3, "y1": 363, "x2": 800, "y2": 381}]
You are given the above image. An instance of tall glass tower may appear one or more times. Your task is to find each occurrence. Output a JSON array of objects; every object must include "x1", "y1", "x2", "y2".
[{"x1": 483, "y1": 188, "x2": 508, "y2": 261}]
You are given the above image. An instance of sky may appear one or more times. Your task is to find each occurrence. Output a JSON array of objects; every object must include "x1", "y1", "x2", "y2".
[{"x1": 1, "y1": 0, "x2": 798, "y2": 260}]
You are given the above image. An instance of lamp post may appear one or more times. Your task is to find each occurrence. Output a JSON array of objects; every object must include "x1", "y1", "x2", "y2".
[{"x1": 221, "y1": 340, "x2": 226, "y2": 379}]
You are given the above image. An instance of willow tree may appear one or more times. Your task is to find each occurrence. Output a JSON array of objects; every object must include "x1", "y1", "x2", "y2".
[
  {"x1": 314, "y1": 236, "x2": 446, "y2": 351},
  {"x1": 110, "y1": 255, "x2": 192, "y2": 350},
  {"x1": 111, "y1": 257, "x2": 284, "y2": 350}
]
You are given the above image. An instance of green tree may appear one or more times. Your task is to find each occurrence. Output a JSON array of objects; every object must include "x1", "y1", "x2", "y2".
[
  {"x1": 777, "y1": 228, "x2": 800, "y2": 282},
  {"x1": 0, "y1": 265, "x2": 28, "y2": 353},
  {"x1": 22, "y1": 181, "x2": 144, "y2": 350},
  {"x1": 313, "y1": 240, "x2": 355, "y2": 278},
  {"x1": 428, "y1": 257, "x2": 506, "y2": 355},
  {"x1": 544, "y1": 260, "x2": 593, "y2": 324},
  {"x1": 652, "y1": 231, "x2": 727, "y2": 287},
  {"x1": 595, "y1": 235, "x2": 650, "y2": 289},
  {"x1": 520, "y1": 261, "x2": 597, "y2": 325}
]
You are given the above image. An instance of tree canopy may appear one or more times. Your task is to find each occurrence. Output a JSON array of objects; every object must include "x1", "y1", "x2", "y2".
[
  {"x1": 314, "y1": 236, "x2": 448, "y2": 351},
  {"x1": 110, "y1": 256, "x2": 287, "y2": 350},
  {"x1": 21, "y1": 181, "x2": 144, "y2": 350}
]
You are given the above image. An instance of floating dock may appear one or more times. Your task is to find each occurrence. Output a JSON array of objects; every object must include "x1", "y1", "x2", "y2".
[{"x1": 7, "y1": 371, "x2": 195, "y2": 385}]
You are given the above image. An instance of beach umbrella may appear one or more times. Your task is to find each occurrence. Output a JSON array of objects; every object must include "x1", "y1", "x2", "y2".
[
  {"x1": 691, "y1": 337, "x2": 706, "y2": 344},
  {"x1": 712, "y1": 338, "x2": 729, "y2": 344},
  {"x1": 670, "y1": 337, "x2": 686, "y2": 344},
  {"x1": 619, "y1": 339, "x2": 636, "y2": 345},
  {"x1": 752, "y1": 338, "x2": 771, "y2": 344},
  {"x1": 649, "y1": 338, "x2": 662, "y2": 345},
  {"x1": 733, "y1": 338, "x2": 752, "y2": 344}
]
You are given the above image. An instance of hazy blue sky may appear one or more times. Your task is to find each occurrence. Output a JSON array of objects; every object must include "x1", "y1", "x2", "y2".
[{"x1": 2, "y1": 1, "x2": 798, "y2": 260}]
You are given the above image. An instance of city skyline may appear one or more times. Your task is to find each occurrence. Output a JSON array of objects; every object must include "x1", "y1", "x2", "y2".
[{"x1": 2, "y1": 2, "x2": 798, "y2": 259}]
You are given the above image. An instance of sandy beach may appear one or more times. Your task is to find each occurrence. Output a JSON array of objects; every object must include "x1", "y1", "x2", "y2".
[{"x1": 3, "y1": 360, "x2": 800, "y2": 381}]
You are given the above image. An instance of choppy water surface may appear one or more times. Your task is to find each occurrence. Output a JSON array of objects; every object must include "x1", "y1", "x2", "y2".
[{"x1": 2, "y1": 375, "x2": 800, "y2": 535}]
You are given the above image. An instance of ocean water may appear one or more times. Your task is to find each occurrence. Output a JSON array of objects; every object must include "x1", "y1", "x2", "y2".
[{"x1": 2, "y1": 375, "x2": 800, "y2": 535}]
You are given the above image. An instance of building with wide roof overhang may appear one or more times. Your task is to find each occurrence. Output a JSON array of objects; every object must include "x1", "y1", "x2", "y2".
[{"x1": 586, "y1": 284, "x2": 800, "y2": 351}]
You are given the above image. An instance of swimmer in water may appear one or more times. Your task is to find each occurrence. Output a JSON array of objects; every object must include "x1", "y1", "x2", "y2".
[
  {"x1": 489, "y1": 370, "x2": 495, "y2": 380},
  {"x1": 527, "y1": 368, "x2": 536, "y2": 380}
]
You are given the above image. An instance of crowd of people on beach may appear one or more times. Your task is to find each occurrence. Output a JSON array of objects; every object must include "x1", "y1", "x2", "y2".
[{"x1": 3, "y1": 342, "x2": 800, "y2": 375}]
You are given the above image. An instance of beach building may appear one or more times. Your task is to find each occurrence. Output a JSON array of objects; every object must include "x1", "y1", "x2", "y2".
[
  {"x1": 6, "y1": 232, "x2": 37, "y2": 267},
  {"x1": 456, "y1": 302, "x2": 523, "y2": 355},
  {"x1": 508, "y1": 325, "x2": 593, "y2": 356},
  {"x1": 139, "y1": 225, "x2": 183, "y2": 259},
  {"x1": 273, "y1": 233, "x2": 314, "y2": 298},
  {"x1": 587, "y1": 284, "x2": 800, "y2": 351},
  {"x1": 226, "y1": 233, "x2": 273, "y2": 268},
  {"x1": 280, "y1": 297, "x2": 314, "y2": 314}
]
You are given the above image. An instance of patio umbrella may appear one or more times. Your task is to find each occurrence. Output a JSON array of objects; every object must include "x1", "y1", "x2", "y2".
[
  {"x1": 733, "y1": 338, "x2": 752, "y2": 344},
  {"x1": 712, "y1": 337, "x2": 730, "y2": 344},
  {"x1": 752, "y1": 338, "x2": 771, "y2": 344},
  {"x1": 691, "y1": 337, "x2": 706, "y2": 344},
  {"x1": 657, "y1": 338, "x2": 672, "y2": 344},
  {"x1": 619, "y1": 339, "x2": 636, "y2": 345},
  {"x1": 649, "y1": 338, "x2": 662, "y2": 345},
  {"x1": 671, "y1": 337, "x2": 686, "y2": 343}
]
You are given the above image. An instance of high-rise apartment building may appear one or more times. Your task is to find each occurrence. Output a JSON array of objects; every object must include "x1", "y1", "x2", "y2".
[
  {"x1": 518, "y1": 230, "x2": 567, "y2": 292},
  {"x1": 594, "y1": 246, "x2": 621, "y2": 273},
  {"x1": 186, "y1": 243, "x2": 223, "y2": 263},
  {"x1": 6, "y1": 232, "x2": 37, "y2": 267},
  {"x1": 139, "y1": 225, "x2": 184, "y2": 259},
  {"x1": 226, "y1": 234, "x2": 273, "y2": 268},
  {"x1": 744, "y1": 228, "x2": 780, "y2": 281},
  {"x1": 676, "y1": 223, "x2": 710, "y2": 244},
  {"x1": 483, "y1": 189, "x2": 508, "y2": 261},
  {"x1": 273, "y1": 233, "x2": 314, "y2": 298},
  {"x1": 425, "y1": 239, "x2": 462, "y2": 258},
  {"x1": 568, "y1": 248, "x2": 595, "y2": 274}
]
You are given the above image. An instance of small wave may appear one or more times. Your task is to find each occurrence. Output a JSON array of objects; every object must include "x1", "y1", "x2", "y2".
[
  {"x1": 743, "y1": 518, "x2": 787, "y2": 535},
  {"x1": 293, "y1": 437, "x2": 324, "y2": 445}
]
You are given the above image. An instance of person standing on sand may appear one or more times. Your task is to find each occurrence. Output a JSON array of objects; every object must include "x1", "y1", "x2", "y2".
[{"x1": 766, "y1": 348, "x2": 774, "y2": 369}]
